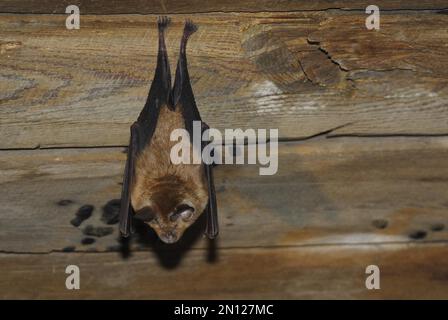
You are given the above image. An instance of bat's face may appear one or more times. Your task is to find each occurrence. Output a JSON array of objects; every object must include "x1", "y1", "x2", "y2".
[
  {"x1": 131, "y1": 177, "x2": 208, "y2": 243},
  {"x1": 145, "y1": 203, "x2": 196, "y2": 244}
]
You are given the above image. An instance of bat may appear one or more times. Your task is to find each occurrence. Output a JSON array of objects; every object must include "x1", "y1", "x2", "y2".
[{"x1": 119, "y1": 16, "x2": 218, "y2": 244}]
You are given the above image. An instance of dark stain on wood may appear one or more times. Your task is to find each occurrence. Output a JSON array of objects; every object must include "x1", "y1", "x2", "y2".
[
  {"x1": 70, "y1": 204, "x2": 94, "y2": 227},
  {"x1": 372, "y1": 219, "x2": 388, "y2": 230},
  {"x1": 430, "y1": 223, "x2": 445, "y2": 232},
  {"x1": 61, "y1": 246, "x2": 76, "y2": 252},
  {"x1": 82, "y1": 225, "x2": 114, "y2": 238},
  {"x1": 408, "y1": 230, "x2": 427, "y2": 240},
  {"x1": 57, "y1": 199, "x2": 73, "y2": 206},
  {"x1": 81, "y1": 237, "x2": 96, "y2": 245},
  {"x1": 101, "y1": 199, "x2": 121, "y2": 225}
]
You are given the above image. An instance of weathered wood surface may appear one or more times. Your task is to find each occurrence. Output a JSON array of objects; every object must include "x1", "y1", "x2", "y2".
[
  {"x1": 1, "y1": 2, "x2": 448, "y2": 299},
  {"x1": 1, "y1": 243, "x2": 447, "y2": 299},
  {"x1": 1, "y1": 12, "x2": 448, "y2": 148},
  {"x1": 1, "y1": 137, "x2": 447, "y2": 254},
  {"x1": 1, "y1": 0, "x2": 447, "y2": 14}
]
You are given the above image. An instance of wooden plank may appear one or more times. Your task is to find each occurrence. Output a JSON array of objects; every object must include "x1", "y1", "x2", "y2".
[
  {"x1": 1, "y1": 0, "x2": 447, "y2": 14},
  {"x1": 1, "y1": 243, "x2": 447, "y2": 299},
  {"x1": 1, "y1": 137, "x2": 447, "y2": 253},
  {"x1": 1, "y1": 13, "x2": 448, "y2": 148}
]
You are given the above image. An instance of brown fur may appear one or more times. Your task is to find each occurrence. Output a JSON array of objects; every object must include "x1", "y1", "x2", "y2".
[{"x1": 131, "y1": 104, "x2": 208, "y2": 241}]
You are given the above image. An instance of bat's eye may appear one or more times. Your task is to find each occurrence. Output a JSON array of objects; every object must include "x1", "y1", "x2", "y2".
[
  {"x1": 134, "y1": 206, "x2": 156, "y2": 223},
  {"x1": 170, "y1": 204, "x2": 194, "y2": 222}
]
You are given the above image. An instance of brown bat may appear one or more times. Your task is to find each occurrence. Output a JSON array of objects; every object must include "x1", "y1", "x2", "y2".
[{"x1": 119, "y1": 17, "x2": 218, "y2": 243}]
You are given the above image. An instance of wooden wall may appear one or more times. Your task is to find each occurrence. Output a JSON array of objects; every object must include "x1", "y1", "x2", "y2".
[{"x1": 0, "y1": 1, "x2": 447, "y2": 299}]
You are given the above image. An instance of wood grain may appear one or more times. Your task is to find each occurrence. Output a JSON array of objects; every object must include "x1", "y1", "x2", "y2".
[
  {"x1": 2, "y1": 1, "x2": 447, "y2": 300},
  {"x1": 1, "y1": 0, "x2": 447, "y2": 14},
  {"x1": 1, "y1": 243, "x2": 447, "y2": 299},
  {"x1": 1, "y1": 137, "x2": 447, "y2": 254},
  {"x1": 1, "y1": 12, "x2": 448, "y2": 148}
]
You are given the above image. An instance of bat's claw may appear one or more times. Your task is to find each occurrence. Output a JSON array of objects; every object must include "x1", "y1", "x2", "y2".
[
  {"x1": 157, "y1": 16, "x2": 171, "y2": 30},
  {"x1": 184, "y1": 19, "x2": 198, "y2": 37}
]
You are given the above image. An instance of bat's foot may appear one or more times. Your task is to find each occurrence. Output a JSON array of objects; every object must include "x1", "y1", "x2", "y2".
[
  {"x1": 184, "y1": 19, "x2": 198, "y2": 38},
  {"x1": 179, "y1": 19, "x2": 197, "y2": 54},
  {"x1": 157, "y1": 16, "x2": 171, "y2": 31}
]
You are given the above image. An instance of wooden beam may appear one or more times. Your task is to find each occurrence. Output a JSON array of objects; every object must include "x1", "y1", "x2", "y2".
[
  {"x1": 1, "y1": 243, "x2": 447, "y2": 299},
  {"x1": 1, "y1": 137, "x2": 447, "y2": 253},
  {"x1": 1, "y1": 13, "x2": 448, "y2": 148},
  {"x1": 1, "y1": 0, "x2": 447, "y2": 14}
]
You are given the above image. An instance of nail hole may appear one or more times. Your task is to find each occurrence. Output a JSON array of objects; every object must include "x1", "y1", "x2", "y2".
[
  {"x1": 57, "y1": 199, "x2": 74, "y2": 206},
  {"x1": 409, "y1": 230, "x2": 427, "y2": 240},
  {"x1": 81, "y1": 237, "x2": 95, "y2": 245},
  {"x1": 372, "y1": 219, "x2": 388, "y2": 229},
  {"x1": 430, "y1": 223, "x2": 445, "y2": 232}
]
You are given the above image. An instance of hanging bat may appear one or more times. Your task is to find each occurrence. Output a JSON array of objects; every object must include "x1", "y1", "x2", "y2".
[{"x1": 119, "y1": 16, "x2": 218, "y2": 244}]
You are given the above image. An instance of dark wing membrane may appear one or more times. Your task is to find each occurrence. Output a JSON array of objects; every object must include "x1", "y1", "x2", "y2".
[
  {"x1": 173, "y1": 20, "x2": 219, "y2": 238},
  {"x1": 119, "y1": 16, "x2": 173, "y2": 237},
  {"x1": 202, "y1": 124, "x2": 219, "y2": 238},
  {"x1": 119, "y1": 122, "x2": 139, "y2": 237}
]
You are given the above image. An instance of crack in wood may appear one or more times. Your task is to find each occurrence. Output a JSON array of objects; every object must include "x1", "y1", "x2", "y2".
[
  {"x1": 4, "y1": 131, "x2": 448, "y2": 151},
  {"x1": 1, "y1": 8, "x2": 448, "y2": 15},
  {"x1": 1, "y1": 239, "x2": 446, "y2": 255},
  {"x1": 297, "y1": 57, "x2": 317, "y2": 85},
  {"x1": 307, "y1": 39, "x2": 349, "y2": 72}
]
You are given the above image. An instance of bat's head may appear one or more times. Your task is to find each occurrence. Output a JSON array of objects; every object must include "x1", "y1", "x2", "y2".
[{"x1": 131, "y1": 174, "x2": 208, "y2": 244}]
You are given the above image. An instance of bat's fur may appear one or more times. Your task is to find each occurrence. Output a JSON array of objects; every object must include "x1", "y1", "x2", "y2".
[
  {"x1": 119, "y1": 17, "x2": 218, "y2": 243},
  {"x1": 131, "y1": 104, "x2": 208, "y2": 243}
]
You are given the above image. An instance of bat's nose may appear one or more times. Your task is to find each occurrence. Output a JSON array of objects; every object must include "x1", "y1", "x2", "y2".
[{"x1": 161, "y1": 231, "x2": 178, "y2": 244}]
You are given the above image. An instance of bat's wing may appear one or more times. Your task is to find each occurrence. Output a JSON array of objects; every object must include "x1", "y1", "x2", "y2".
[
  {"x1": 173, "y1": 20, "x2": 219, "y2": 239},
  {"x1": 119, "y1": 122, "x2": 139, "y2": 237},
  {"x1": 202, "y1": 123, "x2": 219, "y2": 238},
  {"x1": 119, "y1": 16, "x2": 173, "y2": 237}
]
